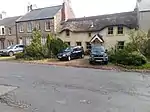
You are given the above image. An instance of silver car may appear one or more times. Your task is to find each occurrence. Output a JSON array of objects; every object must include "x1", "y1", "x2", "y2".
[{"x1": 0, "y1": 44, "x2": 25, "y2": 56}]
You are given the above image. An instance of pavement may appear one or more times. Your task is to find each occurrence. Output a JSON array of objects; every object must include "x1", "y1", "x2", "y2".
[{"x1": 0, "y1": 61, "x2": 150, "y2": 112}]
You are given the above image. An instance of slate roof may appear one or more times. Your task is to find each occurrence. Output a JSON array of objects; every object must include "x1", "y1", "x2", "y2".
[
  {"x1": 0, "y1": 16, "x2": 21, "y2": 27},
  {"x1": 16, "y1": 5, "x2": 62, "y2": 22},
  {"x1": 60, "y1": 11, "x2": 138, "y2": 32}
]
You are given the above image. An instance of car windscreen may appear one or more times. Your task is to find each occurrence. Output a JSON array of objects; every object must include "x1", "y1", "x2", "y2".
[
  {"x1": 63, "y1": 47, "x2": 73, "y2": 52},
  {"x1": 7, "y1": 45, "x2": 16, "y2": 49},
  {"x1": 91, "y1": 46, "x2": 105, "y2": 53}
]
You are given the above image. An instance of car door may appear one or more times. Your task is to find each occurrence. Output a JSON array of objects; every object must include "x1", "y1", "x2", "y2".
[
  {"x1": 18, "y1": 45, "x2": 25, "y2": 52},
  {"x1": 14, "y1": 45, "x2": 24, "y2": 53},
  {"x1": 71, "y1": 48, "x2": 78, "y2": 59}
]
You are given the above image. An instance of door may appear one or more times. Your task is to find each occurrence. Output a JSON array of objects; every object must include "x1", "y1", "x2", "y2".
[{"x1": 71, "y1": 48, "x2": 78, "y2": 58}]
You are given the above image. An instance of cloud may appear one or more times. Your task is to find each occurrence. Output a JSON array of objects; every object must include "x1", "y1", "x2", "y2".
[{"x1": 0, "y1": 0, "x2": 136, "y2": 17}]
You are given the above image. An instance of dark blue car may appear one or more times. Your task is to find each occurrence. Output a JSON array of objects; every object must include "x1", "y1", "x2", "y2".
[
  {"x1": 57, "y1": 46, "x2": 84, "y2": 61},
  {"x1": 89, "y1": 45, "x2": 108, "y2": 65}
]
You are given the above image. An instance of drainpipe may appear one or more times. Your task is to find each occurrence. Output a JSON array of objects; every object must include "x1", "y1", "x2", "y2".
[{"x1": 15, "y1": 22, "x2": 19, "y2": 44}]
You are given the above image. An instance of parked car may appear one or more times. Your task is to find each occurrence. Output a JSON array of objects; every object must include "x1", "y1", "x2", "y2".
[
  {"x1": 57, "y1": 46, "x2": 84, "y2": 61},
  {"x1": 89, "y1": 45, "x2": 108, "y2": 65},
  {"x1": 0, "y1": 44, "x2": 25, "y2": 56}
]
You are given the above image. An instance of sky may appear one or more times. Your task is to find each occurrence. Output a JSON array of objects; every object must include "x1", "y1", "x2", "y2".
[{"x1": 0, "y1": 0, "x2": 137, "y2": 18}]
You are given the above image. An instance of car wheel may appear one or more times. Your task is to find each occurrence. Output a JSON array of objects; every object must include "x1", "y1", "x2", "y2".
[
  {"x1": 104, "y1": 61, "x2": 108, "y2": 65},
  {"x1": 8, "y1": 51, "x2": 14, "y2": 57},
  {"x1": 81, "y1": 54, "x2": 84, "y2": 58},
  {"x1": 68, "y1": 56, "x2": 71, "y2": 61},
  {"x1": 89, "y1": 61, "x2": 94, "y2": 65}
]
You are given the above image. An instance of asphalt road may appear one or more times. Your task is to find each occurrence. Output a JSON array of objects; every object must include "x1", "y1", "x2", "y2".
[{"x1": 0, "y1": 62, "x2": 150, "y2": 112}]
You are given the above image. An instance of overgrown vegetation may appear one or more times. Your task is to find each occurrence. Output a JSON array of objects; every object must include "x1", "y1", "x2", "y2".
[
  {"x1": 16, "y1": 29, "x2": 68, "y2": 60},
  {"x1": 108, "y1": 29, "x2": 149, "y2": 66}
]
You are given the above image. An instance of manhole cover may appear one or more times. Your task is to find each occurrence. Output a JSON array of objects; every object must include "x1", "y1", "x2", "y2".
[{"x1": 0, "y1": 85, "x2": 17, "y2": 96}]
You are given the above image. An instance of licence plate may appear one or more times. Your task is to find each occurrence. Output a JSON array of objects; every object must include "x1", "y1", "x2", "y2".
[
  {"x1": 58, "y1": 56, "x2": 61, "y2": 58},
  {"x1": 96, "y1": 60, "x2": 102, "y2": 62}
]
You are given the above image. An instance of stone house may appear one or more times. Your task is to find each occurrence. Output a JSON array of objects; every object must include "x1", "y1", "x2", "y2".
[
  {"x1": 0, "y1": 16, "x2": 21, "y2": 49},
  {"x1": 59, "y1": 11, "x2": 138, "y2": 50},
  {"x1": 15, "y1": 1, "x2": 75, "y2": 45}
]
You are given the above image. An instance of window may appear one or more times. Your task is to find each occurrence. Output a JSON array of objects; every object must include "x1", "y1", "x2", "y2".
[
  {"x1": 8, "y1": 27, "x2": 11, "y2": 35},
  {"x1": 36, "y1": 22, "x2": 40, "y2": 30},
  {"x1": 66, "y1": 30, "x2": 70, "y2": 36},
  {"x1": 76, "y1": 42, "x2": 82, "y2": 46},
  {"x1": 118, "y1": 26, "x2": 123, "y2": 34},
  {"x1": 26, "y1": 37, "x2": 32, "y2": 45},
  {"x1": 2, "y1": 28, "x2": 5, "y2": 35},
  {"x1": 108, "y1": 26, "x2": 113, "y2": 34},
  {"x1": 27, "y1": 22, "x2": 32, "y2": 32},
  {"x1": 65, "y1": 42, "x2": 70, "y2": 46},
  {"x1": 89, "y1": 33, "x2": 91, "y2": 37},
  {"x1": 18, "y1": 45, "x2": 25, "y2": 48},
  {"x1": 86, "y1": 42, "x2": 91, "y2": 49},
  {"x1": 45, "y1": 21, "x2": 51, "y2": 31},
  {"x1": 19, "y1": 23, "x2": 24, "y2": 32},
  {"x1": 117, "y1": 41, "x2": 125, "y2": 49},
  {"x1": 41, "y1": 37, "x2": 46, "y2": 45}
]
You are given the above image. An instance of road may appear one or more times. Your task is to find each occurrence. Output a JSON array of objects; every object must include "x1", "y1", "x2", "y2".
[{"x1": 0, "y1": 62, "x2": 150, "y2": 112}]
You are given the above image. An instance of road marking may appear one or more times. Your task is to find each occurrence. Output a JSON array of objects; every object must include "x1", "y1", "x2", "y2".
[{"x1": 0, "y1": 85, "x2": 18, "y2": 96}]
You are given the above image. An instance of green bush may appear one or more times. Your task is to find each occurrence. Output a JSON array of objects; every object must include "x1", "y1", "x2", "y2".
[
  {"x1": 45, "y1": 34, "x2": 68, "y2": 58},
  {"x1": 15, "y1": 52, "x2": 24, "y2": 59},
  {"x1": 24, "y1": 29, "x2": 44, "y2": 60},
  {"x1": 108, "y1": 48, "x2": 147, "y2": 66}
]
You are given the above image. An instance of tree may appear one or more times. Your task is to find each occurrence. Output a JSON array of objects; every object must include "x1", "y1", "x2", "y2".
[
  {"x1": 45, "y1": 33, "x2": 53, "y2": 58},
  {"x1": 24, "y1": 29, "x2": 44, "y2": 59},
  {"x1": 128, "y1": 29, "x2": 148, "y2": 54}
]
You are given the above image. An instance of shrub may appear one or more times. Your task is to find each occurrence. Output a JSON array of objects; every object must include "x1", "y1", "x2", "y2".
[
  {"x1": 15, "y1": 52, "x2": 24, "y2": 59},
  {"x1": 45, "y1": 34, "x2": 68, "y2": 58},
  {"x1": 24, "y1": 29, "x2": 44, "y2": 60},
  {"x1": 108, "y1": 48, "x2": 147, "y2": 66},
  {"x1": 84, "y1": 49, "x2": 91, "y2": 55}
]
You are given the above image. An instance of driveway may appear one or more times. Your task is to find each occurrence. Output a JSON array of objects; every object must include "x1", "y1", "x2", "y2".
[{"x1": 0, "y1": 62, "x2": 150, "y2": 112}]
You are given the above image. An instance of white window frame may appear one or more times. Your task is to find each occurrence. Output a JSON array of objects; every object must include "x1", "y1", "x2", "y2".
[
  {"x1": 118, "y1": 26, "x2": 124, "y2": 34},
  {"x1": 27, "y1": 22, "x2": 32, "y2": 33},
  {"x1": 36, "y1": 22, "x2": 40, "y2": 30},
  {"x1": 8, "y1": 27, "x2": 12, "y2": 35},
  {"x1": 2, "y1": 27, "x2": 5, "y2": 35},
  {"x1": 45, "y1": 21, "x2": 51, "y2": 31},
  {"x1": 108, "y1": 26, "x2": 113, "y2": 35},
  {"x1": 19, "y1": 23, "x2": 24, "y2": 32}
]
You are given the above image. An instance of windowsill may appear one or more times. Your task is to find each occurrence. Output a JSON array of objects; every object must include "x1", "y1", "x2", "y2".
[
  {"x1": 116, "y1": 34, "x2": 125, "y2": 36},
  {"x1": 27, "y1": 31, "x2": 32, "y2": 33},
  {"x1": 45, "y1": 29, "x2": 51, "y2": 32},
  {"x1": 19, "y1": 31, "x2": 24, "y2": 33},
  {"x1": 106, "y1": 34, "x2": 114, "y2": 37}
]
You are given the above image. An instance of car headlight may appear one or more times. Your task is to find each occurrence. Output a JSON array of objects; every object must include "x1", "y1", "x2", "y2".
[
  {"x1": 90, "y1": 54, "x2": 94, "y2": 58},
  {"x1": 63, "y1": 54, "x2": 66, "y2": 57}
]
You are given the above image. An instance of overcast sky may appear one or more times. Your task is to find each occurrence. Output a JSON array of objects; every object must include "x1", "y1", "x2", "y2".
[{"x1": 0, "y1": 0, "x2": 137, "y2": 17}]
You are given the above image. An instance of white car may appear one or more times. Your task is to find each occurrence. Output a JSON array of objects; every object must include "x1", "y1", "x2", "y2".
[{"x1": 0, "y1": 44, "x2": 25, "y2": 56}]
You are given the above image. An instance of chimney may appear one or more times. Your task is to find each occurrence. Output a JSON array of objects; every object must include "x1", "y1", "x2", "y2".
[
  {"x1": 27, "y1": 4, "x2": 33, "y2": 12},
  {"x1": 61, "y1": 2, "x2": 66, "y2": 21}
]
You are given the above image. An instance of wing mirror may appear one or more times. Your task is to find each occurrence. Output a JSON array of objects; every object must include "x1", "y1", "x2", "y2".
[{"x1": 105, "y1": 49, "x2": 108, "y2": 53}]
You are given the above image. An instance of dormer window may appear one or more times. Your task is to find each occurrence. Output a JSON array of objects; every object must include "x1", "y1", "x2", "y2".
[
  {"x1": 89, "y1": 33, "x2": 91, "y2": 37},
  {"x1": 118, "y1": 26, "x2": 123, "y2": 34},
  {"x1": 108, "y1": 26, "x2": 113, "y2": 34},
  {"x1": 66, "y1": 30, "x2": 70, "y2": 36}
]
